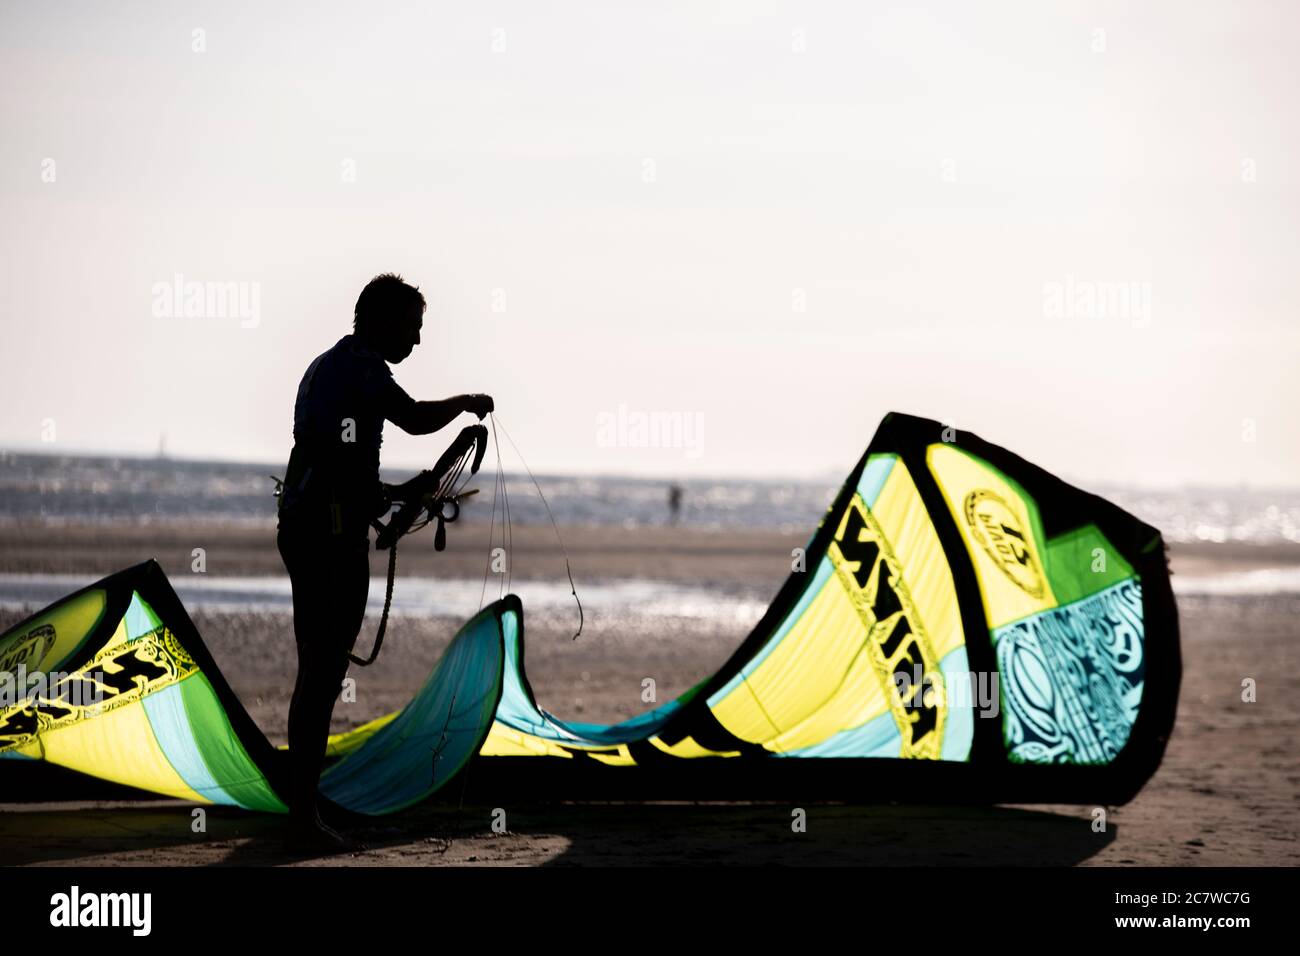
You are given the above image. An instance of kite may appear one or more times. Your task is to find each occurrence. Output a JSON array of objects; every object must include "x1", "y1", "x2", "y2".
[{"x1": 0, "y1": 413, "x2": 1180, "y2": 812}]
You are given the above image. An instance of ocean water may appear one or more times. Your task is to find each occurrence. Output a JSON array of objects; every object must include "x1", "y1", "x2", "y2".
[
  {"x1": 1, "y1": 450, "x2": 1298, "y2": 545},
  {"x1": 0, "y1": 450, "x2": 834, "y2": 533}
]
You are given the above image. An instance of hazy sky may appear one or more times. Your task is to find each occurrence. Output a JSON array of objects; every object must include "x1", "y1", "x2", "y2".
[{"x1": 2, "y1": 1, "x2": 1296, "y2": 487}]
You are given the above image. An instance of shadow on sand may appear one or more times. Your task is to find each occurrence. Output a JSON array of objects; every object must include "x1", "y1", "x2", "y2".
[{"x1": 1, "y1": 800, "x2": 1113, "y2": 866}]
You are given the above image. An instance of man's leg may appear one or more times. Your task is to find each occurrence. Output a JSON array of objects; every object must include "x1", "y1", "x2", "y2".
[{"x1": 280, "y1": 530, "x2": 370, "y2": 831}]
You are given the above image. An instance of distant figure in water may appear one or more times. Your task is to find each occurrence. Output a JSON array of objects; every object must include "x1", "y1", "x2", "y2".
[
  {"x1": 668, "y1": 483, "x2": 683, "y2": 525},
  {"x1": 276, "y1": 273, "x2": 492, "y2": 852}
]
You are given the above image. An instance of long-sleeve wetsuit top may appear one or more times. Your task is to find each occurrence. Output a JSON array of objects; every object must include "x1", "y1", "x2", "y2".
[{"x1": 278, "y1": 334, "x2": 417, "y2": 542}]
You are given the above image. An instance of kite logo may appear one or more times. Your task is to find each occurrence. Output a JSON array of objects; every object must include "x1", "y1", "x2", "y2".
[
  {"x1": 0, "y1": 628, "x2": 196, "y2": 754},
  {"x1": 963, "y1": 490, "x2": 1045, "y2": 597},
  {"x1": 829, "y1": 496, "x2": 945, "y2": 758},
  {"x1": 0, "y1": 624, "x2": 56, "y2": 675}
]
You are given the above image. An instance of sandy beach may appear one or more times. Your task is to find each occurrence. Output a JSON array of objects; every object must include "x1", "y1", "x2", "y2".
[{"x1": 2, "y1": 519, "x2": 1298, "y2": 866}]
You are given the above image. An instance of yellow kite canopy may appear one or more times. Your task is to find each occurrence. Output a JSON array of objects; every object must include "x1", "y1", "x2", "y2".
[
  {"x1": 0, "y1": 565, "x2": 507, "y2": 816},
  {"x1": 0, "y1": 413, "x2": 1180, "y2": 811}
]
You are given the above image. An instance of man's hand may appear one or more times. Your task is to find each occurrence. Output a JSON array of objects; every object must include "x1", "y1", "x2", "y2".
[
  {"x1": 383, "y1": 476, "x2": 422, "y2": 504},
  {"x1": 462, "y1": 393, "x2": 494, "y2": 419}
]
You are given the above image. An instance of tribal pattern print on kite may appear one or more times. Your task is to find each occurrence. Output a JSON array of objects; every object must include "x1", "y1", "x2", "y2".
[
  {"x1": 992, "y1": 580, "x2": 1145, "y2": 765},
  {"x1": 927, "y1": 443, "x2": 1149, "y2": 766},
  {"x1": 0, "y1": 413, "x2": 1181, "y2": 810}
]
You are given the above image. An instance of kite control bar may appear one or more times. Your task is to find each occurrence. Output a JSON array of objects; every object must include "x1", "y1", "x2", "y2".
[
  {"x1": 374, "y1": 423, "x2": 488, "y2": 551},
  {"x1": 352, "y1": 423, "x2": 488, "y2": 667}
]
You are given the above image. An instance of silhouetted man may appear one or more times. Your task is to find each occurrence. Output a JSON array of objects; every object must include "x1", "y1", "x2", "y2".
[{"x1": 277, "y1": 273, "x2": 492, "y2": 850}]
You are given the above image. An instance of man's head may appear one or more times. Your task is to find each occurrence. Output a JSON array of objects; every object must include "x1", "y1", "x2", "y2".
[{"x1": 353, "y1": 273, "x2": 426, "y2": 363}]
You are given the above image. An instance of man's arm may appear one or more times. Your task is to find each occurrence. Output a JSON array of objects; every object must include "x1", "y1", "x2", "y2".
[
  {"x1": 387, "y1": 392, "x2": 494, "y2": 436},
  {"x1": 381, "y1": 392, "x2": 494, "y2": 505}
]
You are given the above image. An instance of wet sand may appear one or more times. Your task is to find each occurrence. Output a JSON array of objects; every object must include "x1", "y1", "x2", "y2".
[{"x1": 1, "y1": 520, "x2": 1298, "y2": 866}]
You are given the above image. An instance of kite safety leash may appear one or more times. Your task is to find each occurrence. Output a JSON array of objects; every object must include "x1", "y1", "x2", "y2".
[{"x1": 348, "y1": 543, "x2": 399, "y2": 667}]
